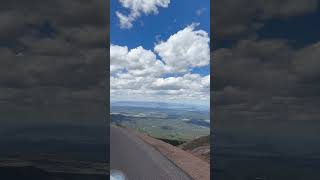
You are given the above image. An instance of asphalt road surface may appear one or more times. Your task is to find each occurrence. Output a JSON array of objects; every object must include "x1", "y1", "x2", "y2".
[{"x1": 110, "y1": 125, "x2": 192, "y2": 180}]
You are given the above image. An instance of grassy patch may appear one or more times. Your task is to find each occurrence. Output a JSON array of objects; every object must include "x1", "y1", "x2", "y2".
[
  {"x1": 180, "y1": 135, "x2": 210, "y2": 150},
  {"x1": 155, "y1": 138, "x2": 186, "y2": 146}
]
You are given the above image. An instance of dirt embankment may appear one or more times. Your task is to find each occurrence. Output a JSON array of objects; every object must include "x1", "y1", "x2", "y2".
[
  {"x1": 180, "y1": 135, "x2": 210, "y2": 163},
  {"x1": 131, "y1": 129, "x2": 210, "y2": 180}
]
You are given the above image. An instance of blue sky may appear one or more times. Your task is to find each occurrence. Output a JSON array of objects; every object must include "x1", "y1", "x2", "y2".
[
  {"x1": 111, "y1": 0, "x2": 210, "y2": 50},
  {"x1": 110, "y1": 0, "x2": 210, "y2": 106}
]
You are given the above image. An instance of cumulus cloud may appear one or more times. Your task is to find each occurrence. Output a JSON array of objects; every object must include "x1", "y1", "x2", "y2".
[
  {"x1": 110, "y1": 24, "x2": 210, "y2": 104},
  {"x1": 151, "y1": 74, "x2": 209, "y2": 91},
  {"x1": 292, "y1": 42, "x2": 320, "y2": 80},
  {"x1": 116, "y1": 0, "x2": 170, "y2": 29},
  {"x1": 0, "y1": 0, "x2": 107, "y2": 114},
  {"x1": 110, "y1": 45, "x2": 166, "y2": 76},
  {"x1": 213, "y1": 39, "x2": 293, "y2": 93},
  {"x1": 154, "y1": 23, "x2": 210, "y2": 72},
  {"x1": 111, "y1": 72, "x2": 210, "y2": 105},
  {"x1": 213, "y1": 38, "x2": 320, "y2": 137}
]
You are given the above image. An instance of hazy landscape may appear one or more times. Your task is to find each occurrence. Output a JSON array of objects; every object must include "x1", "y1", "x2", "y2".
[
  {"x1": 212, "y1": 131, "x2": 320, "y2": 180},
  {"x1": 111, "y1": 101, "x2": 210, "y2": 143},
  {"x1": 0, "y1": 118, "x2": 108, "y2": 179}
]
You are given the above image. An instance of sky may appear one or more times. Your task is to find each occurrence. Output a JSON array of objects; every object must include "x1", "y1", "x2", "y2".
[
  {"x1": 213, "y1": 0, "x2": 320, "y2": 136},
  {"x1": 212, "y1": 0, "x2": 320, "y2": 177},
  {"x1": 0, "y1": 0, "x2": 108, "y2": 166},
  {"x1": 110, "y1": 0, "x2": 210, "y2": 106},
  {"x1": 0, "y1": 0, "x2": 107, "y2": 122}
]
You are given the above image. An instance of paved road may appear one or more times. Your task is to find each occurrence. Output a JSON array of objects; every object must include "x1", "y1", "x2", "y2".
[{"x1": 110, "y1": 125, "x2": 192, "y2": 180}]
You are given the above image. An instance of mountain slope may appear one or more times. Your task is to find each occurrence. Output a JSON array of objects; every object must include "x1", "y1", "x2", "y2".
[{"x1": 180, "y1": 135, "x2": 210, "y2": 162}]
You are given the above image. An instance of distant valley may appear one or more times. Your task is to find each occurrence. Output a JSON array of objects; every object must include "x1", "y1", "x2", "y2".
[{"x1": 111, "y1": 101, "x2": 210, "y2": 141}]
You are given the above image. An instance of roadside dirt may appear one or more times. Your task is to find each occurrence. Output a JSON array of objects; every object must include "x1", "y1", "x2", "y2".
[{"x1": 131, "y1": 130, "x2": 210, "y2": 180}]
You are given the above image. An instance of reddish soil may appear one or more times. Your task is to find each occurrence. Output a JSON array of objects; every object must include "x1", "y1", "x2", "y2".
[{"x1": 131, "y1": 130, "x2": 210, "y2": 180}]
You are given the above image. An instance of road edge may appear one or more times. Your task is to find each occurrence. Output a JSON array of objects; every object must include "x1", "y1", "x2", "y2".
[{"x1": 130, "y1": 129, "x2": 210, "y2": 180}]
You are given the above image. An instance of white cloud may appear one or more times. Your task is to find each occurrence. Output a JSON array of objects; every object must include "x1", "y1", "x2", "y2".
[
  {"x1": 110, "y1": 45, "x2": 167, "y2": 76},
  {"x1": 151, "y1": 74, "x2": 208, "y2": 91},
  {"x1": 116, "y1": 11, "x2": 135, "y2": 29},
  {"x1": 154, "y1": 23, "x2": 210, "y2": 72},
  {"x1": 116, "y1": 0, "x2": 170, "y2": 29},
  {"x1": 196, "y1": 8, "x2": 206, "y2": 16},
  {"x1": 110, "y1": 44, "x2": 129, "y2": 74},
  {"x1": 110, "y1": 74, "x2": 210, "y2": 104},
  {"x1": 110, "y1": 24, "x2": 210, "y2": 105}
]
